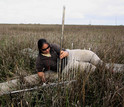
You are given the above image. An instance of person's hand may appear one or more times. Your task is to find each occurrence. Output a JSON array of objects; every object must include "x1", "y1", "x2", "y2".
[
  {"x1": 37, "y1": 72, "x2": 46, "y2": 83},
  {"x1": 60, "y1": 51, "x2": 69, "y2": 59}
]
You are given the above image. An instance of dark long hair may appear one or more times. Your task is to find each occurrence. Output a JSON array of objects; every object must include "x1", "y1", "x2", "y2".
[{"x1": 38, "y1": 39, "x2": 49, "y2": 54}]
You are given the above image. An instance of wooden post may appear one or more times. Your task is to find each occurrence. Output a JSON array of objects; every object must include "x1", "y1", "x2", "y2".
[{"x1": 58, "y1": 6, "x2": 66, "y2": 81}]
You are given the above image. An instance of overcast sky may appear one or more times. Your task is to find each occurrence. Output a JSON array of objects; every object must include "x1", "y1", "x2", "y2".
[{"x1": 0, "y1": 0, "x2": 124, "y2": 25}]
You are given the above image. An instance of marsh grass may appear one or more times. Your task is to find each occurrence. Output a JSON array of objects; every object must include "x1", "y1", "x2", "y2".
[{"x1": 0, "y1": 24, "x2": 124, "y2": 106}]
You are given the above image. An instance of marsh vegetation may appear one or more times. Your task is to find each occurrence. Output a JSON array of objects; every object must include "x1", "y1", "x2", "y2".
[{"x1": 0, "y1": 24, "x2": 124, "y2": 106}]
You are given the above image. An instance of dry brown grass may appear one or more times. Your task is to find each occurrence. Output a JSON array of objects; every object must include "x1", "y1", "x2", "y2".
[{"x1": 0, "y1": 24, "x2": 124, "y2": 106}]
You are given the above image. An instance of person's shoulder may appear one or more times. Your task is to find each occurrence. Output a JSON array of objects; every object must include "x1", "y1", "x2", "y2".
[
  {"x1": 50, "y1": 43, "x2": 60, "y2": 49},
  {"x1": 50, "y1": 43, "x2": 59, "y2": 47},
  {"x1": 50, "y1": 43, "x2": 60, "y2": 54}
]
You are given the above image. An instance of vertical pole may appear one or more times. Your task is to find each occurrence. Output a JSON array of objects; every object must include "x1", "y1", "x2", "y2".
[
  {"x1": 61, "y1": 6, "x2": 65, "y2": 49},
  {"x1": 58, "y1": 6, "x2": 65, "y2": 81}
]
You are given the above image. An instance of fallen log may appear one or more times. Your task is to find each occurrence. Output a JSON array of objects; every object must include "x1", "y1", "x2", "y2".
[
  {"x1": 0, "y1": 80, "x2": 76, "y2": 96},
  {"x1": 0, "y1": 74, "x2": 39, "y2": 96},
  {"x1": 0, "y1": 72, "x2": 58, "y2": 96},
  {"x1": 105, "y1": 63, "x2": 124, "y2": 72}
]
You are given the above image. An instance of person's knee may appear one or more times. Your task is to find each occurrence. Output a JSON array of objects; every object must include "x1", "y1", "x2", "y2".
[{"x1": 90, "y1": 53, "x2": 102, "y2": 66}]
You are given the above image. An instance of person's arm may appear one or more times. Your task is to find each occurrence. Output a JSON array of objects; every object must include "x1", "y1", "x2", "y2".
[
  {"x1": 36, "y1": 56, "x2": 46, "y2": 83},
  {"x1": 37, "y1": 72, "x2": 46, "y2": 83},
  {"x1": 60, "y1": 50, "x2": 69, "y2": 59},
  {"x1": 51, "y1": 44, "x2": 69, "y2": 59}
]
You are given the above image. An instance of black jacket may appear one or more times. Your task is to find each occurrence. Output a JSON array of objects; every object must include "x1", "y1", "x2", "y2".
[{"x1": 36, "y1": 44, "x2": 67, "y2": 72}]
